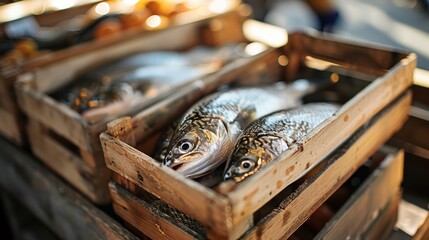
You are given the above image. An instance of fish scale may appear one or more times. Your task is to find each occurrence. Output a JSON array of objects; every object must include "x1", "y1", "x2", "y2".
[{"x1": 224, "y1": 103, "x2": 339, "y2": 182}]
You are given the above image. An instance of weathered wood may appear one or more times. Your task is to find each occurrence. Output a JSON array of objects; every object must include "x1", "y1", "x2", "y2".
[
  {"x1": 241, "y1": 92, "x2": 411, "y2": 240},
  {"x1": 16, "y1": 83, "x2": 90, "y2": 150},
  {"x1": 101, "y1": 132, "x2": 231, "y2": 235},
  {"x1": 0, "y1": 136, "x2": 138, "y2": 240},
  {"x1": 26, "y1": 119, "x2": 111, "y2": 204},
  {"x1": 110, "y1": 182, "x2": 199, "y2": 240},
  {"x1": 107, "y1": 117, "x2": 136, "y2": 147},
  {"x1": 315, "y1": 149, "x2": 404, "y2": 239},
  {"x1": 226, "y1": 52, "x2": 415, "y2": 226}
]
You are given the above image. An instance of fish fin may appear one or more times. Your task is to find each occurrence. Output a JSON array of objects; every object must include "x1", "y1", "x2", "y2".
[{"x1": 233, "y1": 106, "x2": 257, "y2": 128}]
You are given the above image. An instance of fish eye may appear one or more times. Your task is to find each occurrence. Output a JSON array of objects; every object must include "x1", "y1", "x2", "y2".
[
  {"x1": 177, "y1": 140, "x2": 195, "y2": 154},
  {"x1": 237, "y1": 159, "x2": 256, "y2": 174}
]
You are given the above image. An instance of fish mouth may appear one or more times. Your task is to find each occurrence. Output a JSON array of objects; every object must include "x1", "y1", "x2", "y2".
[{"x1": 171, "y1": 162, "x2": 189, "y2": 171}]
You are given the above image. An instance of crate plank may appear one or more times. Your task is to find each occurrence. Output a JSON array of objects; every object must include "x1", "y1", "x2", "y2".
[
  {"x1": 315, "y1": 148, "x2": 404, "y2": 239},
  {"x1": 27, "y1": 120, "x2": 110, "y2": 204},
  {"x1": 0, "y1": 136, "x2": 138, "y2": 240},
  {"x1": 241, "y1": 92, "x2": 411, "y2": 240},
  {"x1": 110, "y1": 182, "x2": 200, "y2": 240}
]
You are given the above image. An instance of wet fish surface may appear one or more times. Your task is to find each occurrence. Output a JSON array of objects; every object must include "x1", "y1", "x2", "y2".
[
  {"x1": 161, "y1": 80, "x2": 318, "y2": 179},
  {"x1": 52, "y1": 44, "x2": 245, "y2": 123},
  {"x1": 224, "y1": 103, "x2": 339, "y2": 183}
]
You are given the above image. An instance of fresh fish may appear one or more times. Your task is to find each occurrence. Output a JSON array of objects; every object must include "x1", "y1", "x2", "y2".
[
  {"x1": 53, "y1": 45, "x2": 242, "y2": 123},
  {"x1": 162, "y1": 80, "x2": 319, "y2": 179},
  {"x1": 224, "y1": 103, "x2": 339, "y2": 183}
]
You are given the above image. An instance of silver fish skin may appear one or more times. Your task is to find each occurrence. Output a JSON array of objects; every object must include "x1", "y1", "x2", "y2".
[
  {"x1": 163, "y1": 80, "x2": 316, "y2": 179},
  {"x1": 224, "y1": 103, "x2": 339, "y2": 183}
]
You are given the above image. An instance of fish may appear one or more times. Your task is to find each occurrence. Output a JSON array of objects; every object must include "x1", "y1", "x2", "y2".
[
  {"x1": 162, "y1": 80, "x2": 320, "y2": 179},
  {"x1": 223, "y1": 103, "x2": 339, "y2": 183},
  {"x1": 53, "y1": 45, "x2": 244, "y2": 123}
]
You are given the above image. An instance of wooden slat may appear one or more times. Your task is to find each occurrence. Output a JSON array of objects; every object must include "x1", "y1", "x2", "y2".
[
  {"x1": 110, "y1": 182, "x2": 198, "y2": 240},
  {"x1": 0, "y1": 107, "x2": 23, "y2": 145},
  {"x1": 100, "y1": 132, "x2": 231, "y2": 235},
  {"x1": 131, "y1": 49, "x2": 281, "y2": 144},
  {"x1": 226, "y1": 54, "x2": 415, "y2": 226},
  {"x1": 27, "y1": 120, "x2": 110, "y2": 205},
  {"x1": 315, "y1": 149, "x2": 404, "y2": 239},
  {"x1": 16, "y1": 84, "x2": 90, "y2": 150},
  {"x1": 0, "y1": 136, "x2": 138, "y2": 240},
  {"x1": 294, "y1": 32, "x2": 409, "y2": 72},
  {"x1": 241, "y1": 92, "x2": 411, "y2": 240}
]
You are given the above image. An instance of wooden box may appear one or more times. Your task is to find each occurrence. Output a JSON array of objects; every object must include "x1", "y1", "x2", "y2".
[
  {"x1": 100, "y1": 30, "x2": 415, "y2": 238},
  {"x1": 390, "y1": 68, "x2": 429, "y2": 201},
  {"x1": 0, "y1": 0, "x2": 244, "y2": 146},
  {"x1": 14, "y1": 9, "x2": 283, "y2": 205}
]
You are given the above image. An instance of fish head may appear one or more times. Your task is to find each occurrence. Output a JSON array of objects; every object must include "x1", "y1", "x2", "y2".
[
  {"x1": 163, "y1": 117, "x2": 230, "y2": 178},
  {"x1": 224, "y1": 135, "x2": 287, "y2": 182}
]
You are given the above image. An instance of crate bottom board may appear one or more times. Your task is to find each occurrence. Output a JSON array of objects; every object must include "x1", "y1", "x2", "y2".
[
  {"x1": 109, "y1": 92, "x2": 410, "y2": 240},
  {"x1": 26, "y1": 119, "x2": 111, "y2": 205}
]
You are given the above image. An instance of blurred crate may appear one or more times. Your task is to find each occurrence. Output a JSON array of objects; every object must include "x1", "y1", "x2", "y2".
[
  {"x1": 14, "y1": 9, "x2": 282, "y2": 205},
  {"x1": 100, "y1": 29, "x2": 415, "y2": 239},
  {"x1": 0, "y1": 0, "x2": 100, "y2": 146},
  {"x1": 0, "y1": 0, "x2": 244, "y2": 146}
]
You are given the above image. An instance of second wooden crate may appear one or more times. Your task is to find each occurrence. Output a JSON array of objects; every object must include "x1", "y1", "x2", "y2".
[{"x1": 15, "y1": 8, "x2": 274, "y2": 205}]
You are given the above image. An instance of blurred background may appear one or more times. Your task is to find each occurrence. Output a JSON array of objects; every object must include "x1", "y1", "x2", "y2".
[{"x1": 246, "y1": 0, "x2": 429, "y2": 69}]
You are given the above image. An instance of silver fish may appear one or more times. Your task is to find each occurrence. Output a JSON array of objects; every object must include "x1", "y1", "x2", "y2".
[
  {"x1": 54, "y1": 45, "x2": 245, "y2": 123},
  {"x1": 224, "y1": 103, "x2": 339, "y2": 182},
  {"x1": 163, "y1": 80, "x2": 317, "y2": 179}
]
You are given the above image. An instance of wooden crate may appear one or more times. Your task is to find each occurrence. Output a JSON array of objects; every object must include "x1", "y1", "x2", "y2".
[
  {"x1": 14, "y1": 10, "x2": 283, "y2": 205},
  {"x1": 0, "y1": 1, "x2": 245, "y2": 146},
  {"x1": 101, "y1": 30, "x2": 416, "y2": 239}
]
